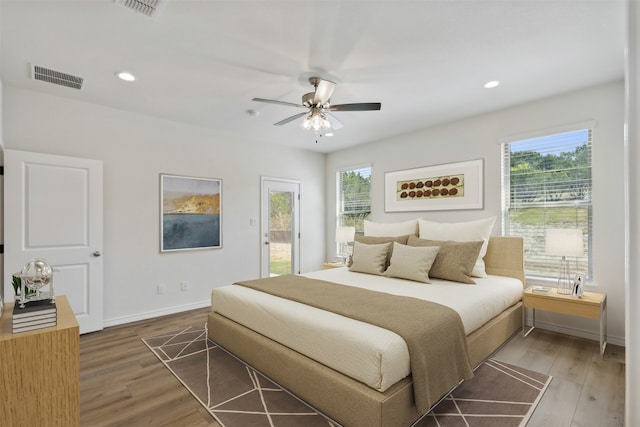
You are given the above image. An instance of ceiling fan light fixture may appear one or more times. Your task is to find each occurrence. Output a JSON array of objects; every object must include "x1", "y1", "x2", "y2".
[
  {"x1": 302, "y1": 110, "x2": 331, "y2": 133},
  {"x1": 252, "y1": 76, "x2": 380, "y2": 133}
]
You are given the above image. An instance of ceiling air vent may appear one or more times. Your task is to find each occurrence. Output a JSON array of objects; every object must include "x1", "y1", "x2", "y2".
[
  {"x1": 31, "y1": 65, "x2": 84, "y2": 90},
  {"x1": 115, "y1": 0, "x2": 166, "y2": 18}
]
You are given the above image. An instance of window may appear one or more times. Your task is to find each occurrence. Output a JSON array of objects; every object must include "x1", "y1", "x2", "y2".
[
  {"x1": 502, "y1": 128, "x2": 592, "y2": 280},
  {"x1": 336, "y1": 165, "x2": 371, "y2": 253}
]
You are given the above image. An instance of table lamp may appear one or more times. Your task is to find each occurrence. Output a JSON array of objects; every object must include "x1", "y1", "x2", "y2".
[
  {"x1": 335, "y1": 226, "x2": 356, "y2": 265},
  {"x1": 545, "y1": 228, "x2": 584, "y2": 295}
]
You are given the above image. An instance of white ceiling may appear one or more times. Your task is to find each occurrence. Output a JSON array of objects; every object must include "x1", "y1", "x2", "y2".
[{"x1": 0, "y1": 0, "x2": 625, "y2": 153}]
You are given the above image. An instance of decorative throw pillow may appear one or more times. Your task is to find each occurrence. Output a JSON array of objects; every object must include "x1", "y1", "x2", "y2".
[
  {"x1": 349, "y1": 241, "x2": 391, "y2": 275},
  {"x1": 384, "y1": 242, "x2": 440, "y2": 283},
  {"x1": 417, "y1": 217, "x2": 496, "y2": 277},
  {"x1": 364, "y1": 219, "x2": 418, "y2": 237},
  {"x1": 407, "y1": 236, "x2": 483, "y2": 284},
  {"x1": 351, "y1": 234, "x2": 410, "y2": 268}
]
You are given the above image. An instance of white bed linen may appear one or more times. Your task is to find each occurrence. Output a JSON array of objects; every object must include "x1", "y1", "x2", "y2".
[{"x1": 210, "y1": 268, "x2": 522, "y2": 392}]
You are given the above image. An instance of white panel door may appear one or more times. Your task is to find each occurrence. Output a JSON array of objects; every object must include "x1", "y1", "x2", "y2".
[{"x1": 4, "y1": 149, "x2": 104, "y2": 333}]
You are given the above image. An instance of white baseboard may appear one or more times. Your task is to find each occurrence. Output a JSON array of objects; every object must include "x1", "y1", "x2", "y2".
[{"x1": 103, "y1": 299, "x2": 211, "y2": 328}]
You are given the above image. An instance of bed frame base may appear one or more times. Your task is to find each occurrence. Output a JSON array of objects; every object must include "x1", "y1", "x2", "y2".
[
  {"x1": 208, "y1": 236, "x2": 525, "y2": 427},
  {"x1": 207, "y1": 301, "x2": 522, "y2": 427}
]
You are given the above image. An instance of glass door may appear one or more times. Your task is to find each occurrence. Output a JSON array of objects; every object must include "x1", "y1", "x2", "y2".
[{"x1": 261, "y1": 178, "x2": 300, "y2": 277}]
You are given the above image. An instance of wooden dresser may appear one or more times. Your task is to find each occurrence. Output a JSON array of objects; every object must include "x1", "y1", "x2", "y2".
[{"x1": 0, "y1": 295, "x2": 80, "y2": 426}]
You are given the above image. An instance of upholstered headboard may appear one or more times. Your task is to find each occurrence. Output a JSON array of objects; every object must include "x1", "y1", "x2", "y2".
[{"x1": 484, "y1": 236, "x2": 525, "y2": 286}]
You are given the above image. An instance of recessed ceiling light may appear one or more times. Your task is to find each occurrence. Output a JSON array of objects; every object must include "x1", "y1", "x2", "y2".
[
  {"x1": 484, "y1": 80, "x2": 500, "y2": 89},
  {"x1": 324, "y1": 133, "x2": 334, "y2": 137},
  {"x1": 116, "y1": 71, "x2": 136, "y2": 82}
]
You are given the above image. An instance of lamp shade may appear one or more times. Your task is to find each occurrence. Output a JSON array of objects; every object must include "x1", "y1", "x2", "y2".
[
  {"x1": 545, "y1": 228, "x2": 584, "y2": 257},
  {"x1": 335, "y1": 226, "x2": 355, "y2": 243}
]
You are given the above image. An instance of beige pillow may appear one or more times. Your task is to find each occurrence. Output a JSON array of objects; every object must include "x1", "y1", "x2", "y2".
[
  {"x1": 384, "y1": 242, "x2": 440, "y2": 283},
  {"x1": 418, "y1": 217, "x2": 495, "y2": 277},
  {"x1": 351, "y1": 234, "x2": 410, "y2": 268},
  {"x1": 349, "y1": 241, "x2": 391, "y2": 275},
  {"x1": 407, "y1": 235, "x2": 482, "y2": 284},
  {"x1": 364, "y1": 219, "x2": 418, "y2": 237}
]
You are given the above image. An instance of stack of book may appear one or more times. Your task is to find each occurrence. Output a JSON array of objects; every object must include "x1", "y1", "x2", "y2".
[{"x1": 12, "y1": 299, "x2": 57, "y2": 333}]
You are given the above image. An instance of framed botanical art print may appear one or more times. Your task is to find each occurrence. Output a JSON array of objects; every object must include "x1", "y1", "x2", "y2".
[
  {"x1": 160, "y1": 174, "x2": 222, "y2": 252},
  {"x1": 384, "y1": 159, "x2": 483, "y2": 212}
]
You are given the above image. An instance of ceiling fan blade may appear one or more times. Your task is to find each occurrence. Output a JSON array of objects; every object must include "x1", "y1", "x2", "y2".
[
  {"x1": 313, "y1": 79, "x2": 336, "y2": 105},
  {"x1": 274, "y1": 111, "x2": 309, "y2": 126},
  {"x1": 325, "y1": 112, "x2": 344, "y2": 130},
  {"x1": 252, "y1": 98, "x2": 305, "y2": 108},
  {"x1": 328, "y1": 102, "x2": 382, "y2": 111}
]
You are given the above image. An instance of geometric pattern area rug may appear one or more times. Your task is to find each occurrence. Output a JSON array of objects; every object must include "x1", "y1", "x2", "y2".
[
  {"x1": 415, "y1": 359, "x2": 552, "y2": 427},
  {"x1": 142, "y1": 323, "x2": 335, "y2": 426},
  {"x1": 143, "y1": 324, "x2": 551, "y2": 427}
]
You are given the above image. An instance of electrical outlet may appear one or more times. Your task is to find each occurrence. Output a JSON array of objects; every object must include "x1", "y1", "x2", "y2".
[
  {"x1": 157, "y1": 283, "x2": 166, "y2": 295},
  {"x1": 181, "y1": 281, "x2": 189, "y2": 292}
]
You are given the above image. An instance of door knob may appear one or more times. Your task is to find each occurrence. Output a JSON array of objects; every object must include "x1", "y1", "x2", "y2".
[{"x1": 92, "y1": 251, "x2": 102, "y2": 257}]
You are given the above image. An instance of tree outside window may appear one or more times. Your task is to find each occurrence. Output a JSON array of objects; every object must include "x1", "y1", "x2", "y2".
[
  {"x1": 502, "y1": 129, "x2": 592, "y2": 280},
  {"x1": 337, "y1": 166, "x2": 371, "y2": 255}
]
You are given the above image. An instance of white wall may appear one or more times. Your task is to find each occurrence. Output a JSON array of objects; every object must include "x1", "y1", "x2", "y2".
[
  {"x1": 625, "y1": 1, "x2": 639, "y2": 424},
  {"x1": 2, "y1": 87, "x2": 326, "y2": 326},
  {"x1": 326, "y1": 81, "x2": 626, "y2": 345},
  {"x1": 2, "y1": 81, "x2": 627, "y2": 345}
]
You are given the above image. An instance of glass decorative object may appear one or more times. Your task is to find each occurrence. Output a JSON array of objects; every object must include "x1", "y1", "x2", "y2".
[
  {"x1": 15, "y1": 258, "x2": 56, "y2": 308},
  {"x1": 572, "y1": 274, "x2": 585, "y2": 297}
]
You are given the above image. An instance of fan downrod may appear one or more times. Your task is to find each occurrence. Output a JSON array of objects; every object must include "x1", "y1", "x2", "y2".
[{"x1": 308, "y1": 77, "x2": 322, "y2": 88}]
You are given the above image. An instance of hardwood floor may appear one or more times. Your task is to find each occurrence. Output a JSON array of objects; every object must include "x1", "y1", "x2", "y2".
[
  {"x1": 493, "y1": 328, "x2": 625, "y2": 427},
  {"x1": 80, "y1": 307, "x2": 625, "y2": 426},
  {"x1": 80, "y1": 307, "x2": 218, "y2": 427}
]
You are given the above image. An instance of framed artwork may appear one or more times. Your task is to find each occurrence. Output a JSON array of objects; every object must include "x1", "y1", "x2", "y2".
[
  {"x1": 160, "y1": 174, "x2": 222, "y2": 252},
  {"x1": 384, "y1": 159, "x2": 483, "y2": 212}
]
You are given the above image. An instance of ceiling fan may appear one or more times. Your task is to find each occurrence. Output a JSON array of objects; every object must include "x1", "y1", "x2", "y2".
[{"x1": 252, "y1": 77, "x2": 381, "y2": 133}]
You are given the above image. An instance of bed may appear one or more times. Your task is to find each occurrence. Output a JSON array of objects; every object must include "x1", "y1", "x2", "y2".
[{"x1": 207, "y1": 235, "x2": 524, "y2": 427}]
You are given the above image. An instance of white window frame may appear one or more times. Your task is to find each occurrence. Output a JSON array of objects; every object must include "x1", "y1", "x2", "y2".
[
  {"x1": 336, "y1": 164, "x2": 371, "y2": 255},
  {"x1": 500, "y1": 122, "x2": 594, "y2": 282}
]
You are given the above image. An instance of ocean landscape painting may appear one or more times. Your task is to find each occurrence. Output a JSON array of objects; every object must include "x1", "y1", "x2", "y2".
[{"x1": 161, "y1": 174, "x2": 222, "y2": 251}]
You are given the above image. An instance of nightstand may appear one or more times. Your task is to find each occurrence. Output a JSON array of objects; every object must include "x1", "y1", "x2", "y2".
[
  {"x1": 322, "y1": 262, "x2": 344, "y2": 270},
  {"x1": 0, "y1": 295, "x2": 80, "y2": 425},
  {"x1": 523, "y1": 286, "x2": 607, "y2": 356}
]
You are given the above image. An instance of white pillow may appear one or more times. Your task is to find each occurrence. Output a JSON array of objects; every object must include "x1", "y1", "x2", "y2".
[
  {"x1": 349, "y1": 241, "x2": 391, "y2": 275},
  {"x1": 383, "y1": 242, "x2": 440, "y2": 283},
  {"x1": 418, "y1": 217, "x2": 496, "y2": 277},
  {"x1": 364, "y1": 219, "x2": 418, "y2": 237}
]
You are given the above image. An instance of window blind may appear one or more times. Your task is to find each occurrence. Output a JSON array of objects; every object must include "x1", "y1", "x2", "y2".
[
  {"x1": 502, "y1": 129, "x2": 593, "y2": 279},
  {"x1": 336, "y1": 166, "x2": 371, "y2": 231}
]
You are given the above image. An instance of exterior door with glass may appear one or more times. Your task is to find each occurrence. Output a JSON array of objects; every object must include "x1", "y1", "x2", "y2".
[{"x1": 261, "y1": 178, "x2": 300, "y2": 278}]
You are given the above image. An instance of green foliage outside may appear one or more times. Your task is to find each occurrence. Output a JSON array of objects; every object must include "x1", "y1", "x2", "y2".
[
  {"x1": 510, "y1": 143, "x2": 591, "y2": 205},
  {"x1": 508, "y1": 140, "x2": 591, "y2": 278},
  {"x1": 270, "y1": 259, "x2": 292, "y2": 276},
  {"x1": 339, "y1": 170, "x2": 371, "y2": 232},
  {"x1": 270, "y1": 192, "x2": 293, "y2": 231},
  {"x1": 267, "y1": 192, "x2": 294, "y2": 275},
  {"x1": 508, "y1": 206, "x2": 590, "y2": 225}
]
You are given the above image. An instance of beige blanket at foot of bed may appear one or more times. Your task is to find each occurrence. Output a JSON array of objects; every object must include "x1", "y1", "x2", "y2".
[{"x1": 235, "y1": 274, "x2": 473, "y2": 412}]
